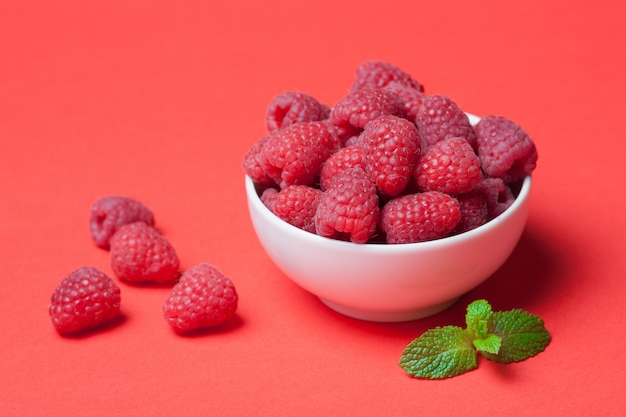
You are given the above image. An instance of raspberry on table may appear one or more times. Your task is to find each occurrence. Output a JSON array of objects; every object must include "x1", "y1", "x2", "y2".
[
  {"x1": 265, "y1": 91, "x2": 330, "y2": 134},
  {"x1": 49, "y1": 266, "x2": 121, "y2": 335},
  {"x1": 90, "y1": 196, "x2": 155, "y2": 249},
  {"x1": 415, "y1": 95, "x2": 477, "y2": 150},
  {"x1": 452, "y1": 192, "x2": 489, "y2": 234},
  {"x1": 361, "y1": 115, "x2": 421, "y2": 197},
  {"x1": 413, "y1": 136, "x2": 483, "y2": 195},
  {"x1": 273, "y1": 185, "x2": 323, "y2": 233},
  {"x1": 475, "y1": 115, "x2": 538, "y2": 183},
  {"x1": 381, "y1": 191, "x2": 461, "y2": 243},
  {"x1": 351, "y1": 60, "x2": 424, "y2": 93},
  {"x1": 243, "y1": 136, "x2": 275, "y2": 187},
  {"x1": 162, "y1": 263, "x2": 238, "y2": 333},
  {"x1": 109, "y1": 221, "x2": 180, "y2": 284},
  {"x1": 319, "y1": 146, "x2": 365, "y2": 191},
  {"x1": 330, "y1": 88, "x2": 407, "y2": 142},
  {"x1": 473, "y1": 177, "x2": 516, "y2": 219},
  {"x1": 315, "y1": 167, "x2": 380, "y2": 244},
  {"x1": 260, "y1": 120, "x2": 339, "y2": 189}
]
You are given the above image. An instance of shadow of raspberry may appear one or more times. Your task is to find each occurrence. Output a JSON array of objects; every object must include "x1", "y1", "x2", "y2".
[
  {"x1": 56, "y1": 313, "x2": 128, "y2": 339},
  {"x1": 166, "y1": 314, "x2": 245, "y2": 338}
]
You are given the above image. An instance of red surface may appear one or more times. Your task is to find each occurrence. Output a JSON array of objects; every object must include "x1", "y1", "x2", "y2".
[{"x1": 1, "y1": 1, "x2": 625, "y2": 415}]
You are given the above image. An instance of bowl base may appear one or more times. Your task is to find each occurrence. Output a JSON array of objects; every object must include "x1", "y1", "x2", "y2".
[{"x1": 318, "y1": 297, "x2": 460, "y2": 322}]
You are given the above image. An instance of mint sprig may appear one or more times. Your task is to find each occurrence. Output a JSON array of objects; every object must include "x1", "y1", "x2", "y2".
[{"x1": 399, "y1": 300, "x2": 550, "y2": 379}]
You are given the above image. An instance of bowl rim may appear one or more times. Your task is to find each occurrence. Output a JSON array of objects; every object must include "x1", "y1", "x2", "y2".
[{"x1": 245, "y1": 174, "x2": 532, "y2": 254}]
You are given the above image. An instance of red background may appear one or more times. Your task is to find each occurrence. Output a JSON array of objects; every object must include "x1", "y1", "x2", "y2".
[{"x1": 1, "y1": 0, "x2": 625, "y2": 415}]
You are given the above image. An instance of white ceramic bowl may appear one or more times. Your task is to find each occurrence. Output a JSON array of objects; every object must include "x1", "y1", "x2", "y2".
[{"x1": 245, "y1": 173, "x2": 531, "y2": 322}]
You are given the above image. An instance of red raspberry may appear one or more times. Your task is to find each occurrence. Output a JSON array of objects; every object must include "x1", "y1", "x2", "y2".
[
  {"x1": 243, "y1": 136, "x2": 275, "y2": 187},
  {"x1": 163, "y1": 263, "x2": 238, "y2": 332},
  {"x1": 260, "y1": 121, "x2": 339, "y2": 188},
  {"x1": 49, "y1": 267, "x2": 121, "y2": 335},
  {"x1": 383, "y1": 81, "x2": 426, "y2": 121},
  {"x1": 89, "y1": 196, "x2": 155, "y2": 249},
  {"x1": 265, "y1": 91, "x2": 330, "y2": 134},
  {"x1": 415, "y1": 95, "x2": 477, "y2": 150},
  {"x1": 351, "y1": 60, "x2": 424, "y2": 93},
  {"x1": 452, "y1": 193, "x2": 488, "y2": 234},
  {"x1": 413, "y1": 136, "x2": 483, "y2": 195},
  {"x1": 381, "y1": 191, "x2": 461, "y2": 243},
  {"x1": 475, "y1": 115, "x2": 538, "y2": 183},
  {"x1": 361, "y1": 115, "x2": 421, "y2": 196},
  {"x1": 344, "y1": 135, "x2": 364, "y2": 147},
  {"x1": 315, "y1": 167, "x2": 379, "y2": 244},
  {"x1": 273, "y1": 185, "x2": 323, "y2": 233},
  {"x1": 473, "y1": 177, "x2": 515, "y2": 218},
  {"x1": 319, "y1": 146, "x2": 365, "y2": 191},
  {"x1": 260, "y1": 187, "x2": 279, "y2": 212},
  {"x1": 330, "y1": 88, "x2": 407, "y2": 142},
  {"x1": 109, "y1": 222, "x2": 180, "y2": 284}
]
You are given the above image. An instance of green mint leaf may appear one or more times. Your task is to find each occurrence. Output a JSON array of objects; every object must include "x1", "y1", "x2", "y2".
[
  {"x1": 399, "y1": 326, "x2": 477, "y2": 379},
  {"x1": 465, "y1": 299, "x2": 493, "y2": 340},
  {"x1": 472, "y1": 333, "x2": 502, "y2": 355},
  {"x1": 480, "y1": 309, "x2": 551, "y2": 363}
]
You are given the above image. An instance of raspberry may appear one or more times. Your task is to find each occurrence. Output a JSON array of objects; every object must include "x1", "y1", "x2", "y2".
[
  {"x1": 319, "y1": 146, "x2": 365, "y2": 191},
  {"x1": 273, "y1": 185, "x2": 323, "y2": 233},
  {"x1": 473, "y1": 177, "x2": 515, "y2": 218},
  {"x1": 344, "y1": 135, "x2": 364, "y2": 147},
  {"x1": 413, "y1": 136, "x2": 483, "y2": 195},
  {"x1": 265, "y1": 91, "x2": 330, "y2": 134},
  {"x1": 361, "y1": 115, "x2": 421, "y2": 196},
  {"x1": 315, "y1": 167, "x2": 379, "y2": 244},
  {"x1": 243, "y1": 136, "x2": 275, "y2": 187},
  {"x1": 351, "y1": 60, "x2": 424, "y2": 93},
  {"x1": 49, "y1": 267, "x2": 121, "y2": 335},
  {"x1": 452, "y1": 193, "x2": 488, "y2": 234},
  {"x1": 330, "y1": 88, "x2": 407, "y2": 142},
  {"x1": 89, "y1": 196, "x2": 155, "y2": 249},
  {"x1": 475, "y1": 115, "x2": 538, "y2": 183},
  {"x1": 381, "y1": 191, "x2": 461, "y2": 243},
  {"x1": 260, "y1": 121, "x2": 339, "y2": 188},
  {"x1": 415, "y1": 95, "x2": 477, "y2": 150},
  {"x1": 109, "y1": 222, "x2": 180, "y2": 284},
  {"x1": 383, "y1": 81, "x2": 426, "y2": 121},
  {"x1": 260, "y1": 187, "x2": 279, "y2": 212},
  {"x1": 162, "y1": 263, "x2": 238, "y2": 332}
]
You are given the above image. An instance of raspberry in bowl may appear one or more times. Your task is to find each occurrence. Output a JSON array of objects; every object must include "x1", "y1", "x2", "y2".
[{"x1": 243, "y1": 61, "x2": 537, "y2": 322}]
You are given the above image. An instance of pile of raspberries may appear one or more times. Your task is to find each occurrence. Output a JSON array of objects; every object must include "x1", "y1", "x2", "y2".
[
  {"x1": 48, "y1": 196, "x2": 239, "y2": 335},
  {"x1": 244, "y1": 60, "x2": 537, "y2": 244}
]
